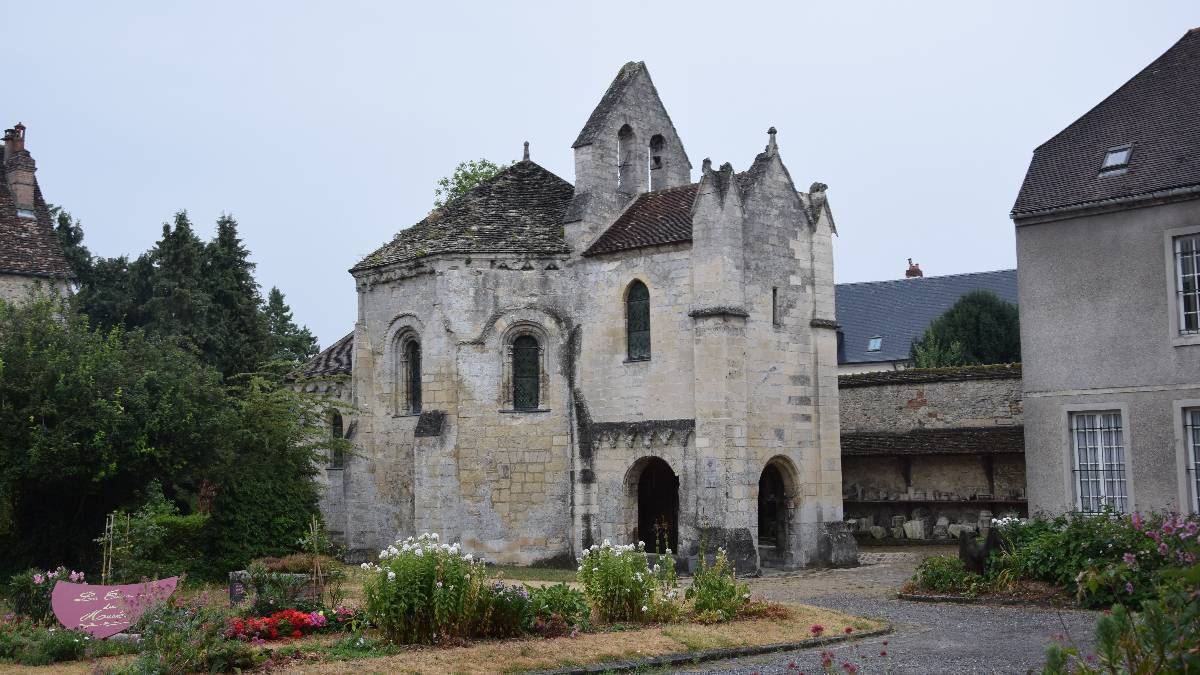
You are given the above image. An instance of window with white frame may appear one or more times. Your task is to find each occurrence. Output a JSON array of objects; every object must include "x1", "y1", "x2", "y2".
[
  {"x1": 1071, "y1": 411, "x2": 1128, "y2": 513},
  {"x1": 1187, "y1": 408, "x2": 1200, "y2": 513},
  {"x1": 1176, "y1": 234, "x2": 1200, "y2": 335}
]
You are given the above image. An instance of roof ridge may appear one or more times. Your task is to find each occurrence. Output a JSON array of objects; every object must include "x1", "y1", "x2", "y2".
[
  {"x1": 1031, "y1": 29, "x2": 1197, "y2": 154},
  {"x1": 835, "y1": 268, "x2": 1017, "y2": 288}
]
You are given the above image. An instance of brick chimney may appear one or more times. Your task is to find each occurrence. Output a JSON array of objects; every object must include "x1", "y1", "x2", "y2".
[
  {"x1": 3, "y1": 123, "x2": 37, "y2": 216},
  {"x1": 905, "y1": 258, "x2": 923, "y2": 278}
]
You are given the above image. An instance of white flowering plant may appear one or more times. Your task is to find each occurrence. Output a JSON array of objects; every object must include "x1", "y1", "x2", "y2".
[
  {"x1": 362, "y1": 533, "x2": 490, "y2": 644},
  {"x1": 576, "y1": 540, "x2": 655, "y2": 623},
  {"x1": 685, "y1": 533, "x2": 750, "y2": 623}
]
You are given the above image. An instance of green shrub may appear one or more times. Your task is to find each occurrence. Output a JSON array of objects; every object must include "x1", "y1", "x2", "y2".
[
  {"x1": 115, "y1": 596, "x2": 257, "y2": 674},
  {"x1": 7, "y1": 567, "x2": 83, "y2": 623},
  {"x1": 96, "y1": 481, "x2": 213, "y2": 582},
  {"x1": 910, "y1": 555, "x2": 984, "y2": 595},
  {"x1": 576, "y1": 540, "x2": 654, "y2": 623},
  {"x1": 482, "y1": 582, "x2": 530, "y2": 638},
  {"x1": 362, "y1": 533, "x2": 490, "y2": 644},
  {"x1": 993, "y1": 512, "x2": 1199, "y2": 608},
  {"x1": 245, "y1": 560, "x2": 313, "y2": 616},
  {"x1": 685, "y1": 541, "x2": 749, "y2": 622},
  {"x1": 1043, "y1": 565, "x2": 1200, "y2": 674},
  {"x1": 528, "y1": 583, "x2": 590, "y2": 635}
]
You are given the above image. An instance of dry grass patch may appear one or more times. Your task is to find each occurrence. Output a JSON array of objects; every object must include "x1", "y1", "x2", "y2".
[{"x1": 282, "y1": 604, "x2": 880, "y2": 674}]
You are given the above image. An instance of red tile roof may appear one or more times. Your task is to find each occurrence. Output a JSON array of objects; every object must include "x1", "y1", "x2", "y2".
[{"x1": 582, "y1": 183, "x2": 698, "y2": 256}]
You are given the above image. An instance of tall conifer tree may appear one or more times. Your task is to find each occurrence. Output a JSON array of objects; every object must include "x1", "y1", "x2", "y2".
[{"x1": 264, "y1": 287, "x2": 320, "y2": 363}]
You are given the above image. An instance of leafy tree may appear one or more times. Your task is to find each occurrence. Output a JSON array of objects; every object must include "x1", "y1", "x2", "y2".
[
  {"x1": 0, "y1": 298, "x2": 228, "y2": 568},
  {"x1": 909, "y1": 290, "x2": 1020, "y2": 367},
  {"x1": 433, "y1": 159, "x2": 513, "y2": 209},
  {"x1": 910, "y1": 333, "x2": 967, "y2": 368},
  {"x1": 201, "y1": 215, "x2": 270, "y2": 377},
  {"x1": 48, "y1": 205, "x2": 92, "y2": 283},
  {"x1": 264, "y1": 287, "x2": 319, "y2": 363},
  {"x1": 0, "y1": 298, "x2": 336, "y2": 574}
]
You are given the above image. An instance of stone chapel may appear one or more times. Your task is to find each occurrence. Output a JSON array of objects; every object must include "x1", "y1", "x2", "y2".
[{"x1": 300, "y1": 62, "x2": 851, "y2": 571}]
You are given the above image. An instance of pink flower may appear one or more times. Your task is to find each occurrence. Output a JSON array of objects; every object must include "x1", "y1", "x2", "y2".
[
  {"x1": 1158, "y1": 542, "x2": 1169, "y2": 556},
  {"x1": 1131, "y1": 513, "x2": 1142, "y2": 530},
  {"x1": 46, "y1": 570, "x2": 58, "y2": 579},
  {"x1": 32, "y1": 574, "x2": 44, "y2": 585},
  {"x1": 1122, "y1": 552, "x2": 1137, "y2": 565},
  {"x1": 1162, "y1": 523, "x2": 1175, "y2": 535}
]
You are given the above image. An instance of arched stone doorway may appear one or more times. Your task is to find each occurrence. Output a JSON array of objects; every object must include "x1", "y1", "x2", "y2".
[
  {"x1": 757, "y1": 456, "x2": 799, "y2": 568},
  {"x1": 758, "y1": 463, "x2": 786, "y2": 547},
  {"x1": 635, "y1": 457, "x2": 679, "y2": 552}
]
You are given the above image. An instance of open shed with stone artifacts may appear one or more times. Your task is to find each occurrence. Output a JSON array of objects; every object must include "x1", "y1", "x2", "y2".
[{"x1": 838, "y1": 365, "x2": 1027, "y2": 543}]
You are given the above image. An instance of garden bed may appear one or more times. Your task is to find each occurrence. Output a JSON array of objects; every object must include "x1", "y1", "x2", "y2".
[
  {"x1": 899, "y1": 579, "x2": 1075, "y2": 608},
  {"x1": 270, "y1": 603, "x2": 884, "y2": 674}
]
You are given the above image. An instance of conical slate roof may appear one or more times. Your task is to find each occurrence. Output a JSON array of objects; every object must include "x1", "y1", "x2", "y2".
[{"x1": 352, "y1": 160, "x2": 574, "y2": 273}]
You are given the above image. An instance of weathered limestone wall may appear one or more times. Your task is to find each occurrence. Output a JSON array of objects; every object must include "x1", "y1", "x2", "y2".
[
  {"x1": 0, "y1": 274, "x2": 69, "y2": 305},
  {"x1": 840, "y1": 369, "x2": 1024, "y2": 433}
]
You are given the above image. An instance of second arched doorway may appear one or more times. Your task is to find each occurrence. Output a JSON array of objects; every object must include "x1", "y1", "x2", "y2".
[{"x1": 636, "y1": 457, "x2": 679, "y2": 552}]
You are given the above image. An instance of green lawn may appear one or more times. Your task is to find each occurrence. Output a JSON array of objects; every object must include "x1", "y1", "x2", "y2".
[{"x1": 488, "y1": 564, "x2": 577, "y2": 584}]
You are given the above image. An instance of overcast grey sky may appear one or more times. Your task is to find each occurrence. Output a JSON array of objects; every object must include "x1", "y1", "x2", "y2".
[{"x1": 7, "y1": 1, "x2": 1199, "y2": 346}]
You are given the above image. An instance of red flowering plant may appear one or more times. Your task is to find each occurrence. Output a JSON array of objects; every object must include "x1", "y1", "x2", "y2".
[{"x1": 226, "y1": 608, "x2": 330, "y2": 642}]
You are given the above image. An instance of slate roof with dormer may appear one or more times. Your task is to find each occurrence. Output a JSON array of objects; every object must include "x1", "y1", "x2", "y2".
[
  {"x1": 1012, "y1": 28, "x2": 1200, "y2": 220},
  {"x1": 351, "y1": 160, "x2": 574, "y2": 273},
  {"x1": 0, "y1": 156, "x2": 72, "y2": 279},
  {"x1": 835, "y1": 269, "x2": 1019, "y2": 365}
]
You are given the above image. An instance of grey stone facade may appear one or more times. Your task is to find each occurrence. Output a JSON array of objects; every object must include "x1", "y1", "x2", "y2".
[
  {"x1": 301, "y1": 63, "x2": 848, "y2": 570},
  {"x1": 1012, "y1": 30, "x2": 1200, "y2": 516}
]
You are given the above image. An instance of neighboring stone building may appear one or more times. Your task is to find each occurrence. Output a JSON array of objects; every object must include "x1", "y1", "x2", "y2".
[
  {"x1": 838, "y1": 365, "x2": 1026, "y2": 541},
  {"x1": 0, "y1": 124, "x2": 72, "y2": 303},
  {"x1": 835, "y1": 267, "x2": 1018, "y2": 374},
  {"x1": 299, "y1": 62, "x2": 851, "y2": 570},
  {"x1": 1012, "y1": 29, "x2": 1200, "y2": 515}
]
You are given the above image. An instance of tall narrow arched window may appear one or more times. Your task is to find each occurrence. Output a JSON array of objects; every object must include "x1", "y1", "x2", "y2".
[
  {"x1": 330, "y1": 412, "x2": 345, "y2": 468},
  {"x1": 617, "y1": 124, "x2": 635, "y2": 193},
  {"x1": 512, "y1": 335, "x2": 540, "y2": 410},
  {"x1": 626, "y1": 280, "x2": 650, "y2": 361},
  {"x1": 405, "y1": 339, "x2": 422, "y2": 413},
  {"x1": 648, "y1": 134, "x2": 665, "y2": 191}
]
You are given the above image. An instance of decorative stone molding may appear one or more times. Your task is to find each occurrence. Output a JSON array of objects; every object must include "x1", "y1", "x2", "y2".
[{"x1": 590, "y1": 419, "x2": 695, "y2": 450}]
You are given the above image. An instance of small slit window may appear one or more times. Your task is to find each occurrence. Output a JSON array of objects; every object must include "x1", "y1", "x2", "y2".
[
  {"x1": 405, "y1": 340, "x2": 422, "y2": 413},
  {"x1": 1100, "y1": 145, "x2": 1132, "y2": 174},
  {"x1": 866, "y1": 336, "x2": 882, "y2": 352},
  {"x1": 329, "y1": 412, "x2": 345, "y2": 469}
]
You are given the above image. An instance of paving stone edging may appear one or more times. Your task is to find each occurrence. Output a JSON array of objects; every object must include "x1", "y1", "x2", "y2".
[
  {"x1": 897, "y1": 592, "x2": 1069, "y2": 607},
  {"x1": 529, "y1": 624, "x2": 894, "y2": 674}
]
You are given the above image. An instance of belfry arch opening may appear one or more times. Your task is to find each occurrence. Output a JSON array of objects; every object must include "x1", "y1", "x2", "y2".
[{"x1": 633, "y1": 457, "x2": 679, "y2": 552}]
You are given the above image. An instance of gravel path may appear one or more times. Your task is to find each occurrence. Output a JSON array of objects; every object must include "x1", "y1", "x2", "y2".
[{"x1": 671, "y1": 550, "x2": 1101, "y2": 674}]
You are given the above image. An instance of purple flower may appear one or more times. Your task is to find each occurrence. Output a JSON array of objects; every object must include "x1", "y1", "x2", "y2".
[
  {"x1": 1131, "y1": 513, "x2": 1142, "y2": 530},
  {"x1": 1125, "y1": 582, "x2": 1134, "y2": 594},
  {"x1": 1158, "y1": 542, "x2": 1169, "y2": 556},
  {"x1": 1122, "y1": 552, "x2": 1137, "y2": 565}
]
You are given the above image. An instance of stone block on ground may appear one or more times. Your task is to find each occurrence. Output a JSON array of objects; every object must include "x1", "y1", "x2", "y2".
[
  {"x1": 869, "y1": 525, "x2": 886, "y2": 539},
  {"x1": 903, "y1": 519, "x2": 926, "y2": 540}
]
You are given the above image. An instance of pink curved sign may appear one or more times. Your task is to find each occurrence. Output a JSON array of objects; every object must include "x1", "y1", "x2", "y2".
[{"x1": 51, "y1": 577, "x2": 178, "y2": 638}]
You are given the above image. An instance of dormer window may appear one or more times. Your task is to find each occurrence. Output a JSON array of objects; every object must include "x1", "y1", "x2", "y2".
[
  {"x1": 1100, "y1": 145, "x2": 1132, "y2": 174},
  {"x1": 15, "y1": 208, "x2": 34, "y2": 219},
  {"x1": 866, "y1": 336, "x2": 882, "y2": 352}
]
